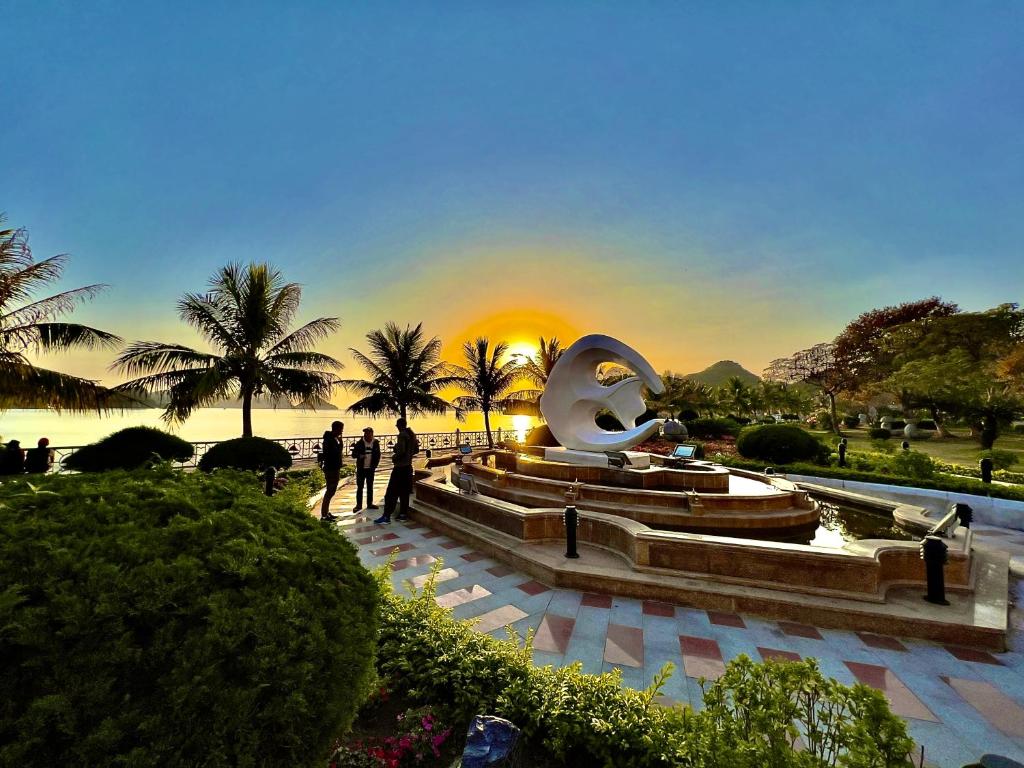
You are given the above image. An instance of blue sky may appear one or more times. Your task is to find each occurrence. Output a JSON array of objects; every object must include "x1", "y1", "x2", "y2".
[{"x1": 4, "y1": 2, "x2": 1023, "y2": 385}]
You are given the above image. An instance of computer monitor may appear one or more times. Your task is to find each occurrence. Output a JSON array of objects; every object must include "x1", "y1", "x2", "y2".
[
  {"x1": 671, "y1": 444, "x2": 697, "y2": 459},
  {"x1": 459, "y1": 444, "x2": 473, "y2": 455}
]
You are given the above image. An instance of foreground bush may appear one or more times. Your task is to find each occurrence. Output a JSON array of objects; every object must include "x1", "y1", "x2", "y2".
[
  {"x1": 199, "y1": 435, "x2": 293, "y2": 472},
  {"x1": 736, "y1": 424, "x2": 826, "y2": 465},
  {"x1": 64, "y1": 426, "x2": 194, "y2": 471},
  {"x1": 869, "y1": 427, "x2": 892, "y2": 440},
  {"x1": 374, "y1": 567, "x2": 913, "y2": 767},
  {"x1": 0, "y1": 467, "x2": 378, "y2": 767}
]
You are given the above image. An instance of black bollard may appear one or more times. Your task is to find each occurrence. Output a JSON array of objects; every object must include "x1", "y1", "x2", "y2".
[
  {"x1": 564, "y1": 505, "x2": 581, "y2": 559},
  {"x1": 764, "y1": 467, "x2": 775, "y2": 476},
  {"x1": 264, "y1": 466, "x2": 276, "y2": 496},
  {"x1": 954, "y1": 502, "x2": 973, "y2": 529},
  {"x1": 838, "y1": 441, "x2": 847, "y2": 468},
  {"x1": 920, "y1": 535, "x2": 949, "y2": 605},
  {"x1": 981, "y1": 457, "x2": 993, "y2": 484},
  {"x1": 901, "y1": 440, "x2": 910, "y2": 451}
]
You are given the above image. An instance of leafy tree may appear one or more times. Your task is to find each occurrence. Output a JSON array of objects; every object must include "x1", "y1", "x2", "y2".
[
  {"x1": 764, "y1": 343, "x2": 846, "y2": 434},
  {"x1": 451, "y1": 337, "x2": 535, "y2": 447},
  {"x1": 342, "y1": 322, "x2": 456, "y2": 420},
  {"x1": 517, "y1": 336, "x2": 564, "y2": 388},
  {"x1": 114, "y1": 263, "x2": 341, "y2": 437},
  {"x1": 0, "y1": 215, "x2": 122, "y2": 412}
]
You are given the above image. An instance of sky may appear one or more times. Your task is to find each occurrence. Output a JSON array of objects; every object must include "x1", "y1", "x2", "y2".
[{"x1": 4, "y1": 1, "x2": 1023, "y2": 400}]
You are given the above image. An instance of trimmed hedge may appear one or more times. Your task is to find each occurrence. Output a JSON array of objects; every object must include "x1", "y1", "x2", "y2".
[
  {"x1": 736, "y1": 424, "x2": 826, "y2": 465},
  {"x1": 683, "y1": 418, "x2": 742, "y2": 439},
  {"x1": 199, "y1": 436, "x2": 293, "y2": 472},
  {"x1": 64, "y1": 426, "x2": 194, "y2": 471},
  {"x1": 0, "y1": 467, "x2": 378, "y2": 767},
  {"x1": 869, "y1": 428, "x2": 892, "y2": 439},
  {"x1": 374, "y1": 567, "x2": 914, "y2": 767},
  {"x1": 718, "y1": 455, "x2": 1024, "y2": 502}
]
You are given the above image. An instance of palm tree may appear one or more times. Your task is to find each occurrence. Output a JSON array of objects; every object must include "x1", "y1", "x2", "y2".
[
  {"x1": 342, "y1": 322, "x2": 456, "y2": 421},
  {"x1": 518, "y1": 336, "x2": 564, "y2": 388},
  {"x1": 717, "y1": 376, "x2": 755, "y2": 418},
  {"x1": 0, "y1": 215, "x2": 122, "y2": 412},
  {"x1": 451, "y1": 337, "x2": 533, "y2": 447},
  {"x1": 114, "y1": 262, "x2": 341, "y2": 437}
]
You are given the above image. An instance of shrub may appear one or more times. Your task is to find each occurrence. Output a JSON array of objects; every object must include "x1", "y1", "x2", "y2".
[
  {"x1": 680, "y1": 409, "x2": 700, "y2": 421},
  {"x1": 0, "y1": 467, "x2": 379, "y2": 767},
  {"x1": 890, "y1": 450, "x2": 936, "y2": 480},
  {"x1": 736, "y1": 424, "x2": 826, "y2": 465},
  {"x1": 916, "y1": 420, "x2": 937, "y2": 431},
  {"x1": 842, "y1": 415, "x2": 860, "y2": 429},
  {"x1": 978, "y1": 449, "x2": 1019, "y2": 471},
  {"x1": 815, "y1": 410, "x2": 834, "y2": 431},
  {"x1": 726, "y1": 414, "x2": 751, "y2": 425},
  {"x1": 198, "y1": 436, "x2": 293, "y2": 472},
  {"x1": 1014, "y1": 424, "x2": 1024, "y2": 435},
  {"x1": 63, "y1": 426, "x2": 194, "y2": 472},
  {"x1": 869, "y1": 427, "x2": 891, "y2": 440},
  {"x1": 683, "y1": 417, "x2": 742, "y2": 439},
  {"x1": 525, "y1": 424, "x2": 559, "y2": 447},
  {"x1": 780, "y1": 413, "x2": 800, "y2": 421},
  {"x1": 373, "y1": 566, "x2": 914, "y2": 767}
]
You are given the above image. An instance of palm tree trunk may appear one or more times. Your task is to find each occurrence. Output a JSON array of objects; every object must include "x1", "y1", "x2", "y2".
[
  {"x1": 483, "y1": 407, "x2": 493, "y2": 448},
  {"x1": 242, "y1": 387, "x2": 253, "y2": 438}
]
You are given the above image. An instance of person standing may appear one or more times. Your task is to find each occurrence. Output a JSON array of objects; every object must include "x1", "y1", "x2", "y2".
[
  {"x1": 319, "y1": 420, "x2": 344, "y2": 522},
  {"x1": 350, "y1": 427, "x2": 381, "y2": 512},
  {"x1": 374, "y1": 417, "x2": 419, "y2": 524}
]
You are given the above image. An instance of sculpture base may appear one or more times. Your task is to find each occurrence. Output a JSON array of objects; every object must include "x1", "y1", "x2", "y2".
[{"x1": 543, "y1": 447, "x2": 652, "y2": 469}]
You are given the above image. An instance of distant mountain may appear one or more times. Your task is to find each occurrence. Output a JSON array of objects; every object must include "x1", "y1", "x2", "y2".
[{"x1": 683, "y1": 360, "x2": 760, "y2": 387}]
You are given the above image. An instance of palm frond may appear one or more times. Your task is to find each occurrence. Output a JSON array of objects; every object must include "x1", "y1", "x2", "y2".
[
  {"x1": 264, "y1": 351, "x2": 344, "y2": 371},
  {"x1": 113, "y1": 341, "x2": 220, "y2": 378},
  {"x1": 1, "y1": 285, "x2": 109, "y2": 326},
  {"x1": 268, "y1": 317, "x2": 341, "y2": 355},
  {"x1": 0, "y1": 362, "x2": 120, "y2": 414}
]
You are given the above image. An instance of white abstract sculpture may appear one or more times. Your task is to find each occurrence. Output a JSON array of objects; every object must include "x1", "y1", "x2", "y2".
[{"x1": 540, "y1": 334, "x2": 665, "y2": 453}]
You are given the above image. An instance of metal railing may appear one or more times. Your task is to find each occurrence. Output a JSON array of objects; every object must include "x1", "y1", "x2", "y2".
[{"x1": 46, "y1": 428, "x2": 515, "y2": 473}]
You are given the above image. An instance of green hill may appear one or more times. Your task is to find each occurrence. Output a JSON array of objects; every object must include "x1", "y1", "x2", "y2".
[{"x1": 684, "y1": 360, "x2": 760, "y2": 387}]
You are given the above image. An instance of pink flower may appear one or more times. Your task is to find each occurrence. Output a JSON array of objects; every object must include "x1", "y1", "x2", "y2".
[{"x1": 421, "y1": 717, "x2": 433, "y2": 731}]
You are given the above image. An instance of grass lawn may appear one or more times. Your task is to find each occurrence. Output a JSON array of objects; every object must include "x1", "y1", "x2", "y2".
[{"x1": 807, "y1": 426, "x2": 1024, "y2": 466}]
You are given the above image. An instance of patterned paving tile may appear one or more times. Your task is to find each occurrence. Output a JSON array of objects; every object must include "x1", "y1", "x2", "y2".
[
  {"x1": 391, "y1": 554, "x2": 436, "y2": 572},
  {"x1": 708, "y1": 610, "x2": 746, "y2": 628},
  {"x1": 944, "y1": 676, "x2": 1024, "y2": 739},
  {"x1": 372, "y1": 542, "x2": 415, "y2": 556},
  {"x1": 778, "y1": 621, "x2": 823, "y2": 640},
  {"x1": 534, "y1": 614, "x2": 576, "y2": 654},
  {"x1": 472, "y1": 605, "x2": 529, "y2": 634},
  {"x1": 605, "y1": 623, "x2": 644, "y2": 667},
  {"x1": 420, "y1": 530, "x2": 443, "y2": 539},
  {"x1": 680, "y1": 635, "x2": 726, "y2": 680},
  {"x1": 435, "y1": 584, "x2": 492, "y2": 609},
  {"x1": 440, "y1": 541, "x2": 462, "y2": 550},
  {"x1": 944, "y1": 646, "x2": 1003, "y2": 666},
  {"x1": 845, "y1": 662, "x2": 938, "y2": 722},
  {"x1": 758, "y1": 647, "x2": 801, "y2": 662},
  {"x1": 355, "y1": 532, "x2": 399, "y2": 545},
  {"x1": 516, "y1": 580, "x2": 551, "y2": 596},
  {"x1": 642, "y1": 601, "x2": 675, "y2": 617},
  {"x1": 581, "y1": 593, "x2": 613, "y2": 609},
  {"x1": 460, "y1": 551, "x2": 489, "y2": 562},
  {"x1": 411, "y1": 567, "x2": 458, "y2": 588},
  {"x1": 857, "y1": 633, "x2": 907, "y2": 652},
  {"x1": 486, "y1": 564, "x2": 516, "y2": 577}
]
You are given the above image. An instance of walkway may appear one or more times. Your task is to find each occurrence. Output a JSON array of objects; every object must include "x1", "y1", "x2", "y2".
[{"x1": 323, "y1": 469, "x2": 1024, "y2": 768}]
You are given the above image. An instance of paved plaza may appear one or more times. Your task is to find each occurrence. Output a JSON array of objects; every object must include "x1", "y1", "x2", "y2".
[{"x1": 326, "y1": 470, "x2": 1024, "y2": 767}]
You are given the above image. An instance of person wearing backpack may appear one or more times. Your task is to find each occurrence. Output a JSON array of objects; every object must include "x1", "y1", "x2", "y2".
[{"x1": 374, "y1": 417, "x2": 419, "y2": 524}]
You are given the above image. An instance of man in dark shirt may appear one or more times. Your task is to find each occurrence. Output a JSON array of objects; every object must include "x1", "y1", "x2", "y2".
[
  {"x1": 351, "y1": 427, "x2": 381, "y2": 512},
  {"x1": 319, "y1": 420, "x2": 344, "y2": 522},
  {"x1": 24, "y1": 437, "x2": 53, "y2": 474},
  {"x1": 374, "y1": 417, "x2": 419, "y2": 524}
]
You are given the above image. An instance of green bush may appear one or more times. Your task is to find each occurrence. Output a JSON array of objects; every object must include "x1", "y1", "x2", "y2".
[
  {"x1": 374, "y1": 566, "x2": 913, "y2": 767},
  {"x1": 63, "y1": 426, "x2": 194, "y2": 472},
  {"x1": 683, "y1": 417, "x2": 742, "y2": 439},
  {"x1": 736, "y1": 424, "x2": 826, "y2": 465},
  {"x1": 916, "y1": 420, "x2": 937, "y2": 431},
  {"x1": 198, "y1": 436, "x2": 293, "y2": 472},
  {"x1": 978, "y1": 449, "x2": 1019, "y2": 470},
  {"x1": 890, "y1": 450, "x2": 936, "y2": 480},
  {"x1": 718, "y1": 455, "x2": 1024, "y2": 502},
  {"x1": 1013, "y1": 424, "x2": 1024, "y2": 435},
  {"x1": 869, "y1": 428, "x2": 891, "y2": 440},
  {"x1": 842, "y1": 415, "x2": 861, "y2": 429},
  {"x1": 0, "y1": 467, "x2": 378, "y2": 767},
  {"x1": 815, "y1": 410, "x2": 834, "y2": 431}
]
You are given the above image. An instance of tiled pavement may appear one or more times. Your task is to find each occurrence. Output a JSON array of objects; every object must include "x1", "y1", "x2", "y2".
[{"x1": 322, "y1": 473, "x2": 1024, "y2": 767}]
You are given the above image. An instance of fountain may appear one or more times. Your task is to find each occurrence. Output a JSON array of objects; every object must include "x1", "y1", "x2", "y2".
[{"x1": 411, "y1": 335, "x2": 1009, "y2": 650}]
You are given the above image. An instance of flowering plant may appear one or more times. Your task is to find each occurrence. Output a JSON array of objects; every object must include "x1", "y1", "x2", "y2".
[{"x1": 329, "y1": 706, "x2": 453, "y2": 768}]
